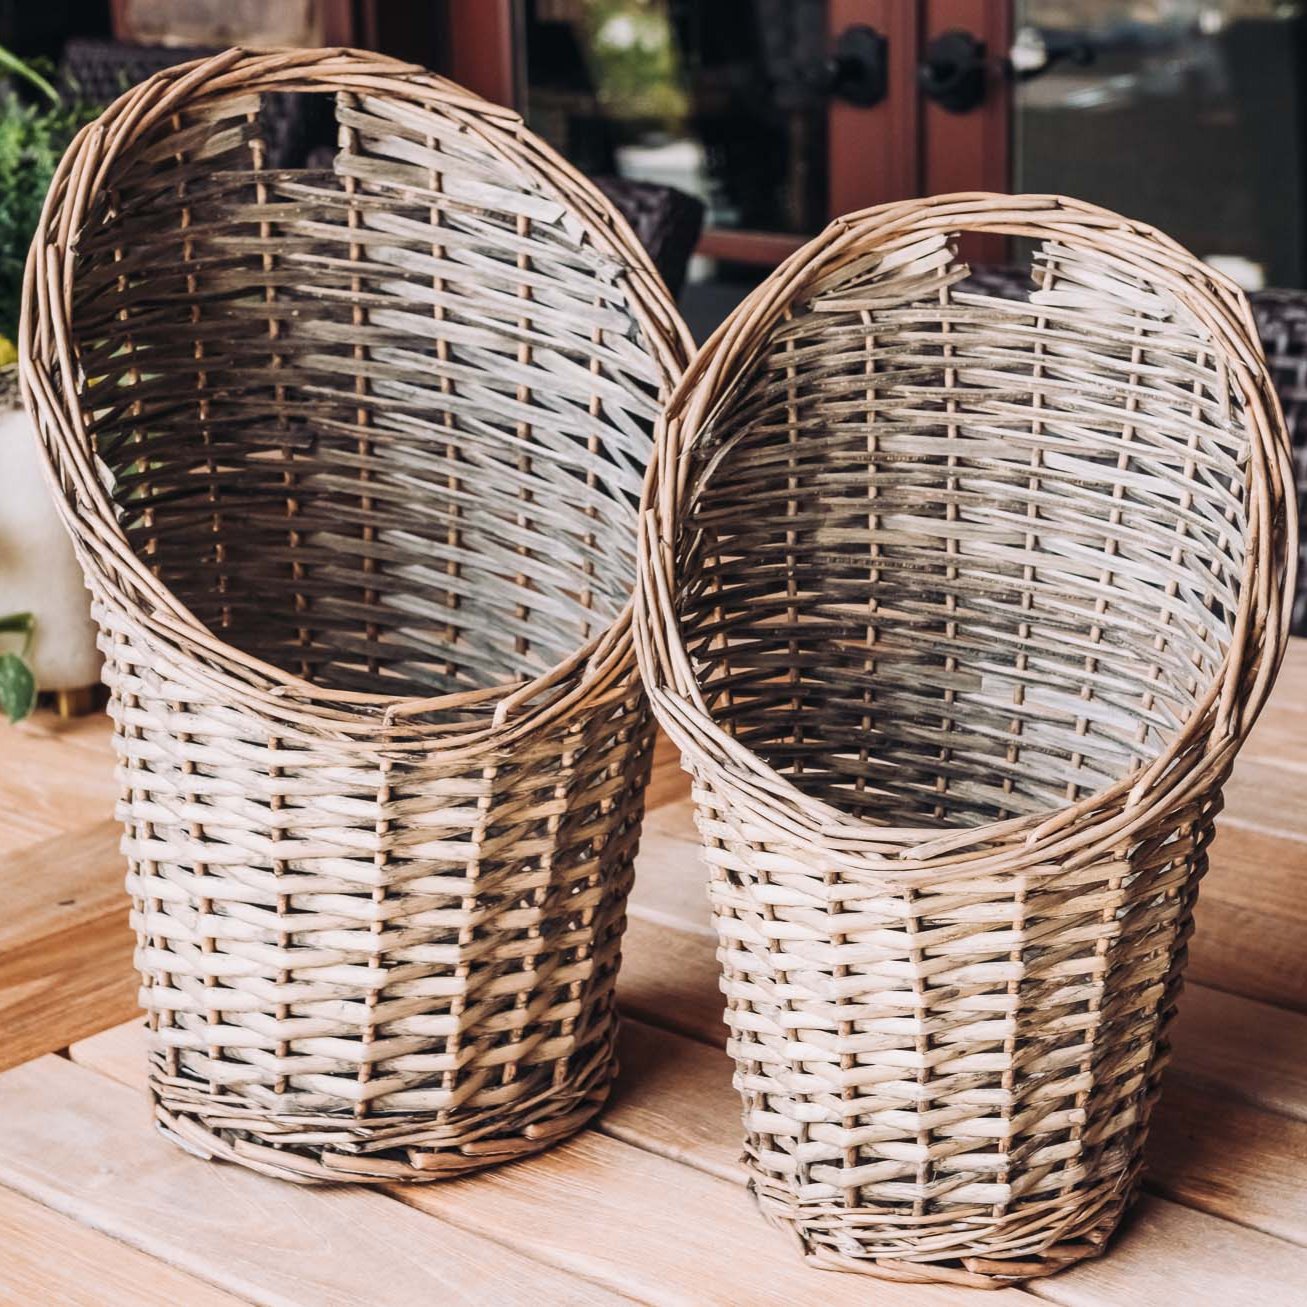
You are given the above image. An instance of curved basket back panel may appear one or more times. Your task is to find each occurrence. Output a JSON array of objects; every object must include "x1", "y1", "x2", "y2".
[
  {"x1": 71, "y1": 84, "x2": 663, "y2": 697},
  {"x1": 679, "y1": 231, "x2": 1248, "y2": 828}
]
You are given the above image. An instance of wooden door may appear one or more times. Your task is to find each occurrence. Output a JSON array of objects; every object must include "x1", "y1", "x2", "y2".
[
  {"x1": 448, "y1": 0, "x2": 930, "y2": 264},
  {"x1": 440, "y1": 0, "x2": 1021, "y2": 328}
]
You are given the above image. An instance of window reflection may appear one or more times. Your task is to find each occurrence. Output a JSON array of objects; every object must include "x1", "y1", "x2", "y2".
[
  {"x1": 1016, "y1": 0, "x2": 1307, "y2": 287},
  {"x1": 525, "y1": 0, "x2": 830, "y2": 236}
]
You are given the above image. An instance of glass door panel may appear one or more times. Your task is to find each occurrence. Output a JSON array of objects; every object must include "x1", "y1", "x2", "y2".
[
  {"x1": 522, "y1": 0, "x2": 871, "y2": 338},
  {"x1": 524, "y1": 0, "x2": 830, "y2": 237},
  {"x1": 1013, "y1": 0, "x2": 1307, "y2": 288}
]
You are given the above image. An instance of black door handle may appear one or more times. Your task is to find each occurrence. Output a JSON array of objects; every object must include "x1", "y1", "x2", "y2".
[
  {"x1": 919, "y1": 26, "x2": 1101, "y2": 114},
  {"x1": 824, "y1": 24, "x2": 889, "y2": 108},
  {"x1": 919, "y1": 29, "x2": 987, "y2": 113}
]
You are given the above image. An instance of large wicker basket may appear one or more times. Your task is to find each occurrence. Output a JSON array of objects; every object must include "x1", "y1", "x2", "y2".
[
  {"x1": 20, "y1": 47, "x2": 689, "y2": 1182},
  {"x1": 633, "y1": 194, "x2": 1294, "y2": 1285}
]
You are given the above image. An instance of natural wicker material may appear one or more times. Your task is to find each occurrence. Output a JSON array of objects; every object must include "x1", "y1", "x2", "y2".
[
  {"x1": 20, "y1": 47, "x2": 689, "y2": 1182},
  {"x1": 58, "y1": 40, "x2": 707, "y2": 297},
  {"x1": 966, "y1": 268, "x2": 1307, "y2": 636},
  {"x1": 634, "y1": 194, "x2": 1294, "y2": 1286}
]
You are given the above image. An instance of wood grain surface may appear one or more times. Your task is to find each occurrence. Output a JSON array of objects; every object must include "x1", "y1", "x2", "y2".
[{"x1": 4, "y1": 635, "x2": 1307, "y2": 1300}]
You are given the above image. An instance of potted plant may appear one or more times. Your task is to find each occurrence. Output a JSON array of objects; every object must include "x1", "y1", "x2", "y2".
[{"x1": 0, "y1": 48, "x2": 99, "y2": 722}]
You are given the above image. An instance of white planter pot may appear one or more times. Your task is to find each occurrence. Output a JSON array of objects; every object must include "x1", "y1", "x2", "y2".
[{"x1": 0, "y1": 403, "x2": 101, "y2": 691}]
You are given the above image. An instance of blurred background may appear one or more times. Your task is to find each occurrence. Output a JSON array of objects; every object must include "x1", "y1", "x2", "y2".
[
  {"x1": 5, "y1": 0, "x2": 1307, "y2": 675},
  {"x1": 5, "y1": 0, "x2": 1304, "y2": 339}
]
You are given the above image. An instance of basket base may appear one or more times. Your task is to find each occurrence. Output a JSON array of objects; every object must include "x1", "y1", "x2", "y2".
[
  {"x1": 146, "y1": 1053, "x2": 615, "y2": 1184},
  {"x1": 749, "y1": 1168, "x2": 1139, "y2": 1289}
]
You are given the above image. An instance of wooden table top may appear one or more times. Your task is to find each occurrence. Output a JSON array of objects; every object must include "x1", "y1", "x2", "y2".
[{"x1": 2, "y1": 644, "x2": 1307, "y2": 1305}]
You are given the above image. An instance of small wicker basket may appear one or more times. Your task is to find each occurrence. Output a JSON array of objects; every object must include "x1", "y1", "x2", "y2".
[
  {"x1": 21, "y1": 47, "x2": 689, "y2": 1182},
  {"x1": 633, "y1": 194, "x2": 1294, "y2": 1285}
]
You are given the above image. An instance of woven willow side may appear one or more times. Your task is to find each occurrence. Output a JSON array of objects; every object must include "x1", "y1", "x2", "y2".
[
  {"x1": 634, "y1": 194, "x2": 1293, "y2": 1285},
  {"x1": 20, "y1": 48, "x2": 689, "y2": 1182}
]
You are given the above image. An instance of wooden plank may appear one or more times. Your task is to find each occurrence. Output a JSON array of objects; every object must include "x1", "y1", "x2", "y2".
[
  {"x1": 641, "y1": 795, "x2": 700, "y2": 845},
  {"x1": 0, "y1": 812, "x2": 134, "y2": 1070},
  {"x1": 1202, "y1": 825, "x2": 1307, "y2": 924},
  {"x1": 0, "y1": 1056, "x2": 623, "y2": 1307},
  {"x1": 0, "y1": 715, "x2": 118, "y2": 850},
  {"x1": 618, "y1": 912, "x2": 724, "y2": 1045},
  {"x1": 78, "y1": 1010, "x2": 1307, "y2": 1280},
  {"x1": 1169, "y1": 985, "x2": 1307, "y2": 1123},
  {"x1": 0, "y1": 911, "x2": 139, "y2": 1071},
  {"x1": 1241, "y1": 658, "x2": 1307, "y2": 769},
  {"x1": 67, "y1": 1017, "x2": 146, "y2": 1089},
  {"x1": 0, "y1": 1185, "x2": 247, "y2": 1307},
  {"x1": 1030, "y1": 1197, "x2": 1307, "y2": 1307},
  {"x1": 67, "y1": 1023, "x2": 1002, "y2": 1306},
  {"x1": 1270, "y1": 636, "x2": 1307, "y2": 694},
  {"x1": 391, "y1": 1125, "x2": 1007, "y2": 1306},
  {"x1": 646, "y1": 729, "x2": 692, "y2": 812},
  {"x1": 0, "y1": 819, "x2": 124, "y2": 955},
  {"x1": 1189, "y1": 821, "x2": 1307, "y2": 1012},
  {"x1": 1188, "y1": 897, "x2": 1307, "y2": 1013},
  {"x1": 1242, "y1": 708, "x2": 1307, "y2": 768},
  {"x1": 1223, "y1": 760, "x2": 1307, "y2": 840},
  {"x1": 0, "y1": 807, "x2": 58, "y2": 858},
  {"x1": 1145, "y1": 1077, "x2": 1307, "y2": 1247},
  {"x1": 630, "y1": 803, "x2": 711, "y2": 933},
  {"x1": 609, "y1": 1019, "x2": 743, "y2": 1184}
]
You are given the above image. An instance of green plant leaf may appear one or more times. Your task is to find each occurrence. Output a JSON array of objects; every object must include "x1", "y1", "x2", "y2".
[
  {"x1": 0, "y1": 55, "x2": 98, "y2": 338},
  {"x1": 0, "y1": 610, "x2": 33, "y2": 634},
  {"x1": 0, "y1": 649, "x2": 34, "y2": 722},
  {"x1": 0, "y1": 44, "x2": 58, "y2": 104},
  {"x1": 0, "y1": 611, "x2": 34, "y2": 657}
]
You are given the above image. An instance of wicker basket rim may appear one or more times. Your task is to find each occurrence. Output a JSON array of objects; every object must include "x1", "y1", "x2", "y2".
[
  {"x1": 634, "y1": 192, "x2": 1297, "y2": 870},
  {"x1": 20, "y1": 46, "x2": 692, "y2": 746}
]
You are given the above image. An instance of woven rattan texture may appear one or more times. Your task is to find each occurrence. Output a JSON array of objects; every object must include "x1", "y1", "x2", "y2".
[
  {"x1": 20, "y1": 47, "x2": 689, "y2": 1182},
  {"x1": 968, "y1": 267, "x2": 1307, "y2": 636},
  {"x1": 634, "y1": 195, "x2": 1294, "y2": 1285}
]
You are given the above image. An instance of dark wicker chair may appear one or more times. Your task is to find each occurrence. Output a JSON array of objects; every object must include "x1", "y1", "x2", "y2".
[
  {"x1": 593, "y1": 175, "x2": 704, "y2": 299},
  {"x1": 1248, "y1": 291, "x2": 1307, "y2": 633},
  {"x1": 58, "y1": 38, "x2": 704, "y2": 297},
  {"x1": 964, "y1": 264, "x2": 1307, "y2": 634},
  {"x1": 60, "y1": 38, "x2": 336, "y2": 170}
]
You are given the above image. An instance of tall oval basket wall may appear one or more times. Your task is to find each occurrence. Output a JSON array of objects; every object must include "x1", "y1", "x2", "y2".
[
  {"x1": 20, "y1": 46, "x2": 690, "y2": 1182},
  {"x1": 634, "y1": 193, "x2": 1295, "y2": 1286}
]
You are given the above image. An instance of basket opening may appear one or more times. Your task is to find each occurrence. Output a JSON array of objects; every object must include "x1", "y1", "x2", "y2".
[
  {"x1": 677, "y1": 235, "x2": 1249, "y2": 830},
  {"x1": 69, "y1": 88, "x2": 663, "y2": 700}
]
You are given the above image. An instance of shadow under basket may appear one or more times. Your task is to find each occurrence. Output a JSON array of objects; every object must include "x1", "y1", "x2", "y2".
[
  {"x1": 20, "y1": 48, "x2": 688, "y2": 1182},
  {"x1": 634, "y1": 195, "x2": 1294, "y2": 1285}
]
